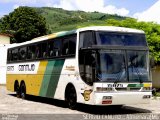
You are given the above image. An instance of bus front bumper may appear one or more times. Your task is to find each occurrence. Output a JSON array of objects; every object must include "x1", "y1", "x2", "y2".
[{"x1": 94, "y1": 92, "x2": 151, "y2": 105}]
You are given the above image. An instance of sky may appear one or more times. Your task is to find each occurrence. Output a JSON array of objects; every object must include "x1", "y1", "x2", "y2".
[{"x1": 0, "y1": 0, "x2": 160, "y2": 23}]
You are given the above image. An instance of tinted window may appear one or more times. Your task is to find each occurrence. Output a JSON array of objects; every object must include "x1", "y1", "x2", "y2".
[
  {"x1": 41, "y1": 42, "x2": 48, "y2": 58},
  {"x1": 12, "y1": 49, "x2": 18, "y2": 61},
  {"x1": 96, "y1": 32, "x2": 147, "y2": 46},
  {"x1": 18, "y1": 47, "x2": 27, "y2": 60},
  {"x1": 35, "y1": 44, "x2": 41, "y2": 59},
  {"x1": 54, "y1": 40, "x2": 61, "y2": 56},
  {"x1": 62, "y1": 39, "x2": 68, "y2": 55},
  {"x1": 48, "y1": 39, "x2": 62, "y2": 57},
  {"x1": 62, "y1": 35, "x2": 76, "y2": 55},
  {"x1": 79, "y1": 31, "x2": 95, "y2": 48},
  {"x1": 7, "y1": 50, "x2": 12, "y2": 62},
  {"x1": 27, "y1": 45, "x2": 36, "y2": 59}
]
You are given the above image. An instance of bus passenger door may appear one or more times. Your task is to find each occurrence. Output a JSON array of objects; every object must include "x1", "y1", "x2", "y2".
[
  {"x1": 80, "y1": 51, "x2": 96, "y2": 85},
  {"x1": 84, "y1": 51, "x2": 96, "y2": 102}
]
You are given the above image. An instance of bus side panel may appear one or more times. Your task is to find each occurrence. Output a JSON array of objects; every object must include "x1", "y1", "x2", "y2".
[
  {"x1": 39, "y1": 59, "x2": 65, "y2": 98},
  {"x1": 54, "y1": 58, "x2": 86, "y2": 103},
  {"x1": 6, "y1": 75, "x2": 17, "y2": 92},
  {"x1": 6, "y1": 61, "x2": 48, "y2": 95},
  {"x1": 25, "y1": 61, "x2": 48, "y2": 95}
]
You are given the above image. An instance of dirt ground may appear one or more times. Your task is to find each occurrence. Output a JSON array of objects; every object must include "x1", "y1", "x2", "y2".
[{"x1": 0, "y1": 86, "x2": 160, "y2": 119}]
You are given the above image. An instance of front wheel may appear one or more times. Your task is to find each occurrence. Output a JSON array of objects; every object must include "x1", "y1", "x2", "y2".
[{"x1": 66, "y1": 86, "x2": 77, "y2": 109}]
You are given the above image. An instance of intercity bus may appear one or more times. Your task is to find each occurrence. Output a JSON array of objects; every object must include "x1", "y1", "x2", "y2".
[{"x1": 6, "y1": 26, "x2": 152, "y2": 109}]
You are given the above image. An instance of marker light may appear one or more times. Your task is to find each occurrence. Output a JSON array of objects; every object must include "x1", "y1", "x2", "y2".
[
  {"x1": 142, "y1": 87, "x2": 152, "y2": 92},
  {"x1": 96, "y1": 87, "x2": 113, "y2": 92}
]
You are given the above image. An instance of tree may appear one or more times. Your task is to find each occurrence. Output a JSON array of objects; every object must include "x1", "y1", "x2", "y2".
[{"x1": 0, "y1": 6, "x2": 47, "y2": 43}]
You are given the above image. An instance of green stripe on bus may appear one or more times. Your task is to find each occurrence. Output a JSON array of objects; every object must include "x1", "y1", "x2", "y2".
[
  {"x1": 39, "y1": 60, "x2": 64, "y2": 98},
  {"x1": 39, "y1": 61, "x2": 55, "y2": 97},
  {"x1": 127, "y1": 84, "x2": 143, "y2": 87},
  {"x1": 46, "y1": 60, "x2": 64, "y2": 97}
]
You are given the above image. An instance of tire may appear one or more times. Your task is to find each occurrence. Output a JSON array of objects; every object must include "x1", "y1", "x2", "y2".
[
  {"x1": 66, "y1": 86, "x2": 77, "y2": 109},
  {"x1": 15, "y1": 83, "x2": 20, "y2": 98},
  {"x1": 20, "y1": 82, "x2": 26, "y2": 99}
]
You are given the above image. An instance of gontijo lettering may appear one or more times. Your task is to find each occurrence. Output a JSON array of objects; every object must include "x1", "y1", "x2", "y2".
[{"x1": 18, "y1": 64, "x2": 35, "y2": 71}]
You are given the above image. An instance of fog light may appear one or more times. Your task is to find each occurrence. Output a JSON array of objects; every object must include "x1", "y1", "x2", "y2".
[
  {"x1": 103, "y1": 96, "x2": 112, "y2": 100},
  {"x1": 143, "y1": 95, "x2": 151, "y2": 99}
]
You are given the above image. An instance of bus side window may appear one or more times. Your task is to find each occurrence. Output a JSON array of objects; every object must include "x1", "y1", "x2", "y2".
[
  {"x1": 48, "y1": 40, "x2": 61, "y2": 57},
  {"x1": 35, "y1": 44, "x2": 41, "y2": 59},
  {"x1": 12, "y1": 49, "x2": 18, "y2": 61},
  {"x1": 54, "y1": 40, "x2": 61, "y2": 57},
  {"x1": 62, "y1": 38, "x2": 69, "y2": 55},
  {"x1": 68, "y1": 35, "x2": 76, "y2": 55},
  {"x1": 48, "y1": 41, "x2": 54, "y2": 57},
  {"x1": 62, "y1": 35, "x2": 76, "y2": 56},
  {"x1": 27, "y1": 46, "x2": 36, "y2": 60},
  {"x1": 41, "y1": 42, "x2": 48, "y2": 58},
  {"x1": 7, "y1": 50, "x2": 12, "y2": 62},
  {"x1": 27, "y1": 46, "x2": 32, "y2": 59},
  {"x1": 79, "y1": 31, "x2": 95, "y2": 48},
  {"x1": 18, "y1": 47, "x2": 27, "y2": 60}
]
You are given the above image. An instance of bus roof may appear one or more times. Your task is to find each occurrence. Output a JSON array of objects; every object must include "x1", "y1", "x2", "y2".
[
  {"x1": 77, "y1": 26, "x2": 144, "y2": 33},
  {"x1": 8, "y1": 26, "x2": 144, "y2": 48}
]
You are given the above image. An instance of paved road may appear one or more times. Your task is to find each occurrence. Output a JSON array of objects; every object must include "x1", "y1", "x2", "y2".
[{"x1": 0, "y1": 86, "x2": 160, "y2": 120}]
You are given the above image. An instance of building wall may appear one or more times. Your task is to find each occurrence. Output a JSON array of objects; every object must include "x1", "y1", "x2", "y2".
[
  {"x1": 0, "y1": 46, "x2": 7, "y2": 84},
  {"x1": 0, "y1": 34, "x2": 10, "y2": 84},
  {"x1": 0, "y1": 35, "x2": 10, "y2": 44}
]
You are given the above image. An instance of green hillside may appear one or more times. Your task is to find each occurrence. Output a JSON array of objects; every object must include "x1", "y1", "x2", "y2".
[{"x1": 34, "y1": 7, "x2": 126, "y2": 33}]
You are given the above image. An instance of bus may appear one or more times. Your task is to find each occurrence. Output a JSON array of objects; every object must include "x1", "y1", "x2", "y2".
[{"x1": 6, "y1": 26, "x2": 152, "y2": 109}]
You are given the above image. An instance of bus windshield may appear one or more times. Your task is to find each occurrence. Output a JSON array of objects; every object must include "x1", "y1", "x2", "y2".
[
  {"x1": 97, "y1": 50, "x2": 149, "y2": 82},
  {"x1": 97, "y1": 50, "x2": 127, "y2": 82},
  {"x1": 96, "y1": 32, "x2": 147, "y2": 46}
]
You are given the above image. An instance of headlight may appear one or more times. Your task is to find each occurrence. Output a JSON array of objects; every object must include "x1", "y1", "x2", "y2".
[{"x1": 143, "y1": 95, "x2": 151, "y2": 99}]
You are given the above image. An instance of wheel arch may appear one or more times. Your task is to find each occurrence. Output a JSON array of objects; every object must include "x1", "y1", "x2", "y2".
[
  {"x1": 14, "y1": 80, "x2": 19, "y2": 92},
  {"x1": 65, "y1": 83, "x2": 76, "y2": 100}
]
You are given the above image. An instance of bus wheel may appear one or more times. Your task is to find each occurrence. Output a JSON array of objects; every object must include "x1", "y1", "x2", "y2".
[
  {"x1": 66, "y1": 86, "x2": 77, "y2": 109},
  {"x1": 20, "y1": 82, "x2": 26, "y2": 99},
  {"x1": 15, "y1": 82, "x2": 20, "y2": 98}
]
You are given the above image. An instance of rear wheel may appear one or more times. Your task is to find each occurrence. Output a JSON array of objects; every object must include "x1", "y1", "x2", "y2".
[
  {"x1": 20, "y1": 82, "x2": 26, "y2": 99},
  {"x1": 15, "y1": 83, "x2": 20, "y2": 98},
  {"x1": 65, "y1": 86, "x2": 77, "y2": 109}
]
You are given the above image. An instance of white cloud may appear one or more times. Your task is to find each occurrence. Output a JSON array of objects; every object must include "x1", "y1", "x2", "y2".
[
  {"x1": 0, "y1": 0, "x2": 34, "y2": 4},
  {"x1": 133, "y1": 0, "x2": 160, "y2": 24},
  {"x1": 0, "y1": 0, "x2": 53, "y2": 5},
  {"x1": 52, "y1": 0, "x2": 129, "y2": 16}
]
